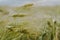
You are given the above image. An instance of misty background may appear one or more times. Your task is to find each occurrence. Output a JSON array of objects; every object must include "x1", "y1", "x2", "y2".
[{"x1": 0, "y1": 0, "x2": 60, "y2": 6}]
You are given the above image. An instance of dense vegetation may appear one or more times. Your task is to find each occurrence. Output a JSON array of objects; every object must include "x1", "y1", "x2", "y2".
[{"x1": 0, "y1": 4, "x2": 60, "y2": 40}]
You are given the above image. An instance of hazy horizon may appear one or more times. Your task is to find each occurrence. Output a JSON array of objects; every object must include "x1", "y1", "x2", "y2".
[{"x1": 0, "y1": 0, "x2": 60, "y2": 7}]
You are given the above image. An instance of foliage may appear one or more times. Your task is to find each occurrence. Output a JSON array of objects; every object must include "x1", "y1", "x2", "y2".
[{"x1": 0, "y1": 5, "x2": 60, "y2": 40}]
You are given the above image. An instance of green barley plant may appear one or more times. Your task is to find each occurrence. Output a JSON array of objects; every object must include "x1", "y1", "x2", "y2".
[{"x1": 0, "y1": 5, "x2": 60, "y2": 40}]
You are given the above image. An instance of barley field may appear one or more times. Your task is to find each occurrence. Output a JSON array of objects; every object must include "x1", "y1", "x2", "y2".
[{"x1": 0, "y1": 2, "x2": 60, "y2": 40}]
